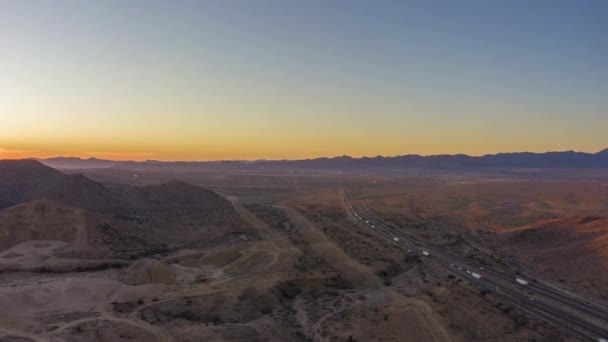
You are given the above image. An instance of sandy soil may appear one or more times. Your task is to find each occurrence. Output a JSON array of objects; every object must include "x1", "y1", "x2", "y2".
[{"x1": 1, "y1": 171, "x2": 592, "y2": 341}]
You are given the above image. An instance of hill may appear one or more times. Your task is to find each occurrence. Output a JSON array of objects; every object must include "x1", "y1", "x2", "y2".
[
  {"x1": 499, "y1": 216, "x2": 608, "y2": 297},
  {"x1": 0, "y1": 199, "x2": 88, "y2": 248},
  {"x1": 0, "y1": 200, "x2": 156, "y2": 260},
  {"x1": 0, "y1": 160, "x2": 233, "y2": 214},
  {"x1": 132, "y1": 181, "x2": 231, "y2": 211},
  {"x1": 0, "y1": 159, "x2": 126, "y2": 210},
  {"x1": 0, "y1": 160, "x2": 257, "y2": 251}
]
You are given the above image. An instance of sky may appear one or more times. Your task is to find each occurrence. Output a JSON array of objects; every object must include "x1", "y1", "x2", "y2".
[{"x1": 1, "y1": 0, "x2": 607, "y2": 161}]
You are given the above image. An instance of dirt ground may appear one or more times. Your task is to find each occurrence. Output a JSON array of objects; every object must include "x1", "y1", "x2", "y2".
[{"x1": 2, "y1": 170, "x2": 599, "y2": 341}]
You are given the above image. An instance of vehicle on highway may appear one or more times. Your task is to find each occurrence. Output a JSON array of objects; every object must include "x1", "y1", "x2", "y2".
[{"x1": 342, "y1": 188, "x2": 608, "y2": 341}]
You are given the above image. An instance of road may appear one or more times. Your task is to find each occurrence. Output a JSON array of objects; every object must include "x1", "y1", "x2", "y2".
[{"x1": 340, "y1": 186, "x2": 608, "y2": 342}]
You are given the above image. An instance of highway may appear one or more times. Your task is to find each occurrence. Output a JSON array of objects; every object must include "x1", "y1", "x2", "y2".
[{"x1": 340, "y1": 186, "x2": 608, "y2": 342}]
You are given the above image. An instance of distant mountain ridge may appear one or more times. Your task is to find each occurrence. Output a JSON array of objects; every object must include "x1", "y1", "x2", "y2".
[
  {"x1": 37, "y1": 157, "x2": 118, "y2": 169},
  {"x1": 32, "y1": 148, "x2": 608, "y2": 171}
]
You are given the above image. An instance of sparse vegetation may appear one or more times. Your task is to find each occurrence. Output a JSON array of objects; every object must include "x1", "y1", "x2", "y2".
[{"x1": 0, "y1": 162, "x2": 603, "y2": 341}]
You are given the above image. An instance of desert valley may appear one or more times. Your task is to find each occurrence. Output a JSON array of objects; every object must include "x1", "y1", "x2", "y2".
[
  {"x1": 2, "y1": 2, "x2": 607, "y2": 340},
  {"x1": 0, "y1": 155, "x2": 607, "y2": 341}
]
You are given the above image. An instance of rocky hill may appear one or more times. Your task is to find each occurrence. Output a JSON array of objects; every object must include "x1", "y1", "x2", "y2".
[
  {"x1": 499, "y1": 216, "x2": 608, "y2": 298},
  {"x1": 0, "y1": 159, "x2": 125, "y2": 210},
  {"x1": 0, "y1": 160, "x2": 257, "y2": 250}
]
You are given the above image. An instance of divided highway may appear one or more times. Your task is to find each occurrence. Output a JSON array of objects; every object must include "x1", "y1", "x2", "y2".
[{"x1": 341, "y1": 186, "x2": 608, "y2": 342}]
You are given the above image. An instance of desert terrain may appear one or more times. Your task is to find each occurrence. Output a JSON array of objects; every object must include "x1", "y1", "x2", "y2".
[{"x1": 0, "y1": 161, "x2": 607, "y2": 341}]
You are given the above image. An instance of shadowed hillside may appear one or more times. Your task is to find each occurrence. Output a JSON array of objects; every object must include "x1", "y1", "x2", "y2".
[
  {"x1": 0, "y1": 160, "x2": 257, "y2": 250},
  {"x1": 0, "y1": 159, "x2": 126, "y2": 210},
  {"x1": 0, "y1": 200, "x2": 159, "y2": 261},
  {"x1": 499, "y1": 216, "x2": 608, "y2": 299},
  {"x1": 0, "y1": 160, "x2": 234, "y2": 214}
]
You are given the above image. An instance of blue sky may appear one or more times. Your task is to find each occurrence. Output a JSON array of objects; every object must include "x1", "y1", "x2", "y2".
[{"x1": 1, "y1": 0, "x2": 607, "y2": 160}]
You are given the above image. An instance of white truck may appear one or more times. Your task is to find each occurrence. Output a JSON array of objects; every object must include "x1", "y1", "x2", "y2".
[
  {"x1": 422, "y1": 251, "x2": 430, "y2": 256},
  {"x1": 516, "y1": 278, "x2": 529, "y2": 286},
  {"x1": 471, "y1": 273, "x2": 482, "y2": 279}
]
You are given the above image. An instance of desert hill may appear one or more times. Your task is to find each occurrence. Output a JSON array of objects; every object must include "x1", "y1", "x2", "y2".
[
  {"x1": 0, "y1": 160, "x2": 233, "y2": 214},
  {"x1": 0, "y1": 199, "x2": 90, "y2": 248},
  {"x1": 0, "y1": 159, "x2": 126, "y2": 210},
  {"x1": 501, "y1": 216, "x2": 608, "y2": 258},
  {"x1": 499, "y1": 216, "x2": 608, "y2": 297},
  {"x1": 130, "y1": 181, "x2": 232, "y2": 212},
  {"x1": 0, "y1": 160, "x2": 257, "y2": 249},
  {"x1": 0, "y1": 200, "x2": 158, "y2": 259}
]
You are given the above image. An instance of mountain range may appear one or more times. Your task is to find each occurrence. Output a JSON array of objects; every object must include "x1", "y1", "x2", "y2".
[{"x1": 35, "y1": 149, "x2": 608, "y2": 171}]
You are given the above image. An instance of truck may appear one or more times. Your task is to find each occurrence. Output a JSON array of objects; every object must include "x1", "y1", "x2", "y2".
[
  {"x1": 422, "y1": 251, "x2": 430, "y2": 256},
  {"x1": 516, "y1": 278, "x2": 529, "y2": 286},
  {"x1": 471, "y1": 273, "x2": 482, "y2": 279}
]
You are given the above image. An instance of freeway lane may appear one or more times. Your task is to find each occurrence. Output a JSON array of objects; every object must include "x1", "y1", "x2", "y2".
[
  {"x1": 343, "y1": 187, "x2": 608, "y2": 318},
  {"x1": 341, "y1": 186, "x2": 608, "y2": 341}
]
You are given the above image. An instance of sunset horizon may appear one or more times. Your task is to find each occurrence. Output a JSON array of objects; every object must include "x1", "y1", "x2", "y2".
[
  {"x1": 2, "y1": 1, "x2": 608, "y2": 340},
  {"x1": 2, "y1": 1, "x2": 606, "y2": 161},
  {"x1": 2, "y1": 145, "x2": 608, "y2": 163}
]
